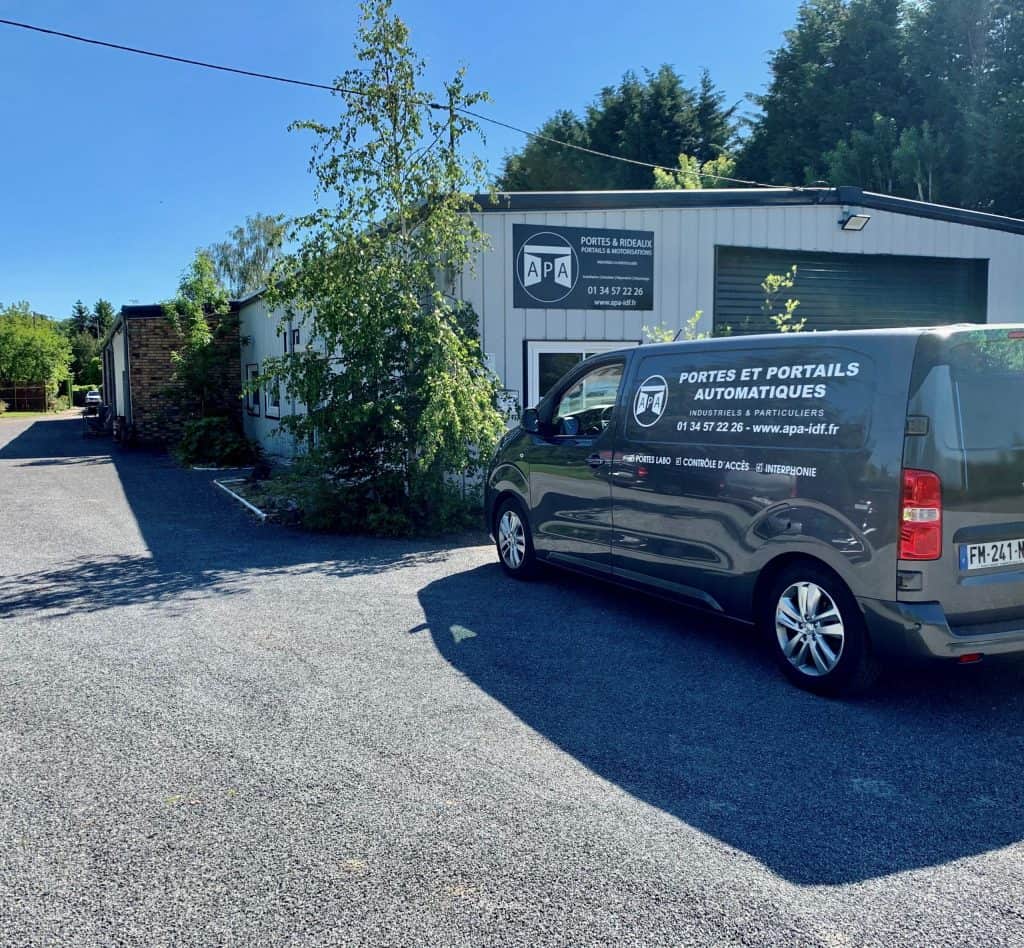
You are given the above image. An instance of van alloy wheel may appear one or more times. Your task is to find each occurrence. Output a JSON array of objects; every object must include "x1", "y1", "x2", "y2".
[
  {"x1": 775, "y1": 581, "x2": 846, "y2": 677},
  {"x1": 498, "y1": 509, "x2": 527, "y2": 570}
]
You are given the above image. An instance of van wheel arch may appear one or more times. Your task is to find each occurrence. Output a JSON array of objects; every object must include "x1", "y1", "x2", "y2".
[
  {"x1": 754, "y1": 554, "x2": 878, "y2": 695},
  {"x1": 492, "y1": 489, "x2": 529, "y2": 534},
  {"x1": 753, "y1": 553, "x2": 865, "y2": 627}
]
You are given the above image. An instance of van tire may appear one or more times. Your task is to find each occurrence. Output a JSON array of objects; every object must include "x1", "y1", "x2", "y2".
[
  {"x1": 495, "y1": 497, "x2": 539, "y2": 580},
  {"x1": 761, "y1": 563, "x2": 878, "y2": 696}
]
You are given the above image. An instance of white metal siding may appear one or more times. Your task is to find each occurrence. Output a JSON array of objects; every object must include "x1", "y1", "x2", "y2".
[
  {"x1": 463, "y1": 204, "x2": 1024, "y2": 408},
  {"x1": 238, "y1": 297, "x2": 303, "y2": 459}
]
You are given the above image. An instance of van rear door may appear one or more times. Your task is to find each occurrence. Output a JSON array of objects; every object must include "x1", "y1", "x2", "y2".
[{"x1": 903, "y1": 328, "x2": 1024, "y2": 627}]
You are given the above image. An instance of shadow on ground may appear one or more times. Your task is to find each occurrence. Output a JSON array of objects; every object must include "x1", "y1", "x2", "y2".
[
  {"x1": 0, "y1": 418, "x2": 452, "y2": 618},
  {"x1": 418, "y1": 561, "x2": 1024, "y2": 886},
  {"x1": 6, "y1": 417, "x2": 1024, "y2": 888}
]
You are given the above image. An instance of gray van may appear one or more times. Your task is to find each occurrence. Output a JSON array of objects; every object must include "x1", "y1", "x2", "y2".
[{"x1": 485, "y1": 326, "x2": 1024, "y2": 694}]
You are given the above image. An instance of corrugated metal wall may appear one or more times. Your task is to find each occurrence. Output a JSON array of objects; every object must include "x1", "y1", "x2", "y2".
[{"x1": 460, "y1": 203, "x2": 1024, "y2": 408}]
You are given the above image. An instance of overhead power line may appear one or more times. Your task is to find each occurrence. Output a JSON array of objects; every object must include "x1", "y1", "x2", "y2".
[
  {"x1": 449, "y1": 105, "x2": 779, "y2": 190},
  {"x1": 0, "y1": 17, "x2": 350, "y2": 94},
  {"x1": 0, "y1": 16, "x2": 782, "y2": 190}
]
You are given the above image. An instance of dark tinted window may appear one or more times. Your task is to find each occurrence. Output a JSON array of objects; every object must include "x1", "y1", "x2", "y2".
[{"x1": 950, "y1": 337, "x2": 1024, "y2": 451}]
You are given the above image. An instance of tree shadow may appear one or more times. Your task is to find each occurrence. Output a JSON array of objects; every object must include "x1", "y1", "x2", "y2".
[
  {"x1": 0, "y1": 418, "x2": 455, "y2": 620},
  {"x1": 417, "y1": 561, "x2": 1024, "y2": 886}
]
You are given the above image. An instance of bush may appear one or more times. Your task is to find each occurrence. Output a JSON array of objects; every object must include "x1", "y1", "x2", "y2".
[
  {"x1": 250, "y1": 456, "x2": 483, "y2": 537},
  {"x1": 174, "y1": 417, "x2": 256, "y2": 467},
  {"x1": 0, "y1": 399, "x2": 7, "y2": 416},
  {"x1": 51, "y1": 395, "x2": 70, "y2": 411}
]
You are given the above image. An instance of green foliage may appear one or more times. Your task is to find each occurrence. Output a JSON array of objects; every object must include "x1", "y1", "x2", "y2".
[
  {"x1": 762, "y1": 266, "x2": 806, "y2": 333},
  {"x1": 70, "y1": 299, "x2": 92, "y2": 335},
  {"x1": 738, "y1": 0, "x2": 1024, "y2": 216},
  {"x1": 207, "y1": 213, "x2": 287, "y2": 297},
  {"x1": 249, "y1": 455, "x2": 483, "y2": 536},
  {"x1": 0, "y1": 301, "x2": 72, "y2": 384},
  {"x1": 265, "y1": 0, "x2": 505, "y2": 536},
  {"x1": 643, "y1": 310, "x2": 708, "y2": 343},
  {"x1": 653, "y1": 153, "x2": 737, "y2": 190},
  {"x1": 498, "y1": 65, "x2": 737, "y2": 191},
  {"x1": 68, "y1": 330, "x2": 100, "y2": 383},
  {"x1": 92, "y1": 299, "x2": 115, "y2": 339},
  {"x1": 174, "y1": 417, "x2": 255, "y2": 467},
  {"x1": 164, "y1": 252, "x2": 236, "y2": 419}
]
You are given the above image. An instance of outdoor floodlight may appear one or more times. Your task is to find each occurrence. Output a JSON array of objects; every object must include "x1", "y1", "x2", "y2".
[{"x1": 840, "y1": 212, "x2": 871, "y2": 232}]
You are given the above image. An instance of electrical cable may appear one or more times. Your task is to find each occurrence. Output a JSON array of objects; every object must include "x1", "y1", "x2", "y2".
[
  {"x1": 0, "y1": 16, "x2": 784, "y2": 189},
  {"x1": 447, "y1": 104, "x2": 780, "y2": 189},
  {"x1": 0, "y1": 17, "x2": 352, "y2": 94}
]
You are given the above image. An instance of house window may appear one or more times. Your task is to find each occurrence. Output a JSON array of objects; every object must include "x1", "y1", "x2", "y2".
[
  {"x1": 291, "y1": 328, "x2": 301, "y2": 350},
  {"x1": 264, "y1": 363, "x2": 281, "y2": 420},
  {"x1": 245, "y1": 364, "x2": 260, "y2": 416},
  {"x1": 526, "y1": 340, "x2": 639, "y2": 408}
]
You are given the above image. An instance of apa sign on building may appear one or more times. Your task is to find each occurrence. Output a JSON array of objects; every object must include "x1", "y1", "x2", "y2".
[{"x1": 512, "y1": 223, "x2": 654, "y2": 311}]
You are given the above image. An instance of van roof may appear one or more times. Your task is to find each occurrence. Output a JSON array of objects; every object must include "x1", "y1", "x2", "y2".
[{"x1": 631, "y1": 324, "x2": 1024, "y2": 352}]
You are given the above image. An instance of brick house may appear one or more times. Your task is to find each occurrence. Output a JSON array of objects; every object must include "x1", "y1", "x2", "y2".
[{"x1": 100, "y1": 303, "x2": 241, "y2": 445}]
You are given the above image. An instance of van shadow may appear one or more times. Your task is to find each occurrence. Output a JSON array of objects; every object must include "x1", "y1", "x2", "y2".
[
  {"x1": 0, "y1": 418, "x2": 451, "y2": 620},
  {"x1": 418, "y1": 562, "x2": 1024, "y2": 886}
]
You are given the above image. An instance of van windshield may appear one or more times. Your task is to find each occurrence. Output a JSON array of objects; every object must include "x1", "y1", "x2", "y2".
[{"x1": 950, "y1": 337, "x2": 1024, "y2": 451}]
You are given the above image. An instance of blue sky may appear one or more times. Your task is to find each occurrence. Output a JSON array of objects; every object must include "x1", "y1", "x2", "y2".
[{"x1": 0, "y1": 0, "x2": 802, "y2": 318}]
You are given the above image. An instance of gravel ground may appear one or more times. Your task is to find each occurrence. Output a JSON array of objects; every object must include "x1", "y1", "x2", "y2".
[{"x1": 2, "y1": 414, "x2": 1024, "y2": 947}]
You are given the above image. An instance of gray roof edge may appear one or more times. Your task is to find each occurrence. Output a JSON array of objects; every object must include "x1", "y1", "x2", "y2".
[{"x1": 472, "y1": 186, "x2": 1024, "y2": 235}]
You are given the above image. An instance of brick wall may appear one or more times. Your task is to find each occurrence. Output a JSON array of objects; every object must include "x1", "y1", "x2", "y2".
[{"x1": 127, "y1": 314, "x2": 241, "y2": 445}]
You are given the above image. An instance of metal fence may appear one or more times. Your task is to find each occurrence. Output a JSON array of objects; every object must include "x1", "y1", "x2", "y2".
[{"x1": 0, "y1": 382, "x2": 49, "y2": 411}]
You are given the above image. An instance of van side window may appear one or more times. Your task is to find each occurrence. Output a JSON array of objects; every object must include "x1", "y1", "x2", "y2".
[{"x1": 553, "y1": 362, "x2": 624, "y2": 437}]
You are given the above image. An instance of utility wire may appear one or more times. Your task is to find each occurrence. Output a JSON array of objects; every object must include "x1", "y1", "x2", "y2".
[
  {"x1": 0, "y1": 17, "x2": 352, "y2": 94},
  {"x1": 0, "y1": 16, "x2": 783, "y2": 190},
  {"x1": 449, "y1": 105, "x2": 780, "y2": 190}
]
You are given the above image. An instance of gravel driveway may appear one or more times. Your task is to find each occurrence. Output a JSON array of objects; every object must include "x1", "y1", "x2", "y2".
[{"x1": 2, "y1": 414, "x2": 1024, "y2": 946}]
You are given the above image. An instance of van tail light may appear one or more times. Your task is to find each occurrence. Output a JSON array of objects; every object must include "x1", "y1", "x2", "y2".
[{"x1": 899, "y1": 469, "x2": 942, "y2": 560}]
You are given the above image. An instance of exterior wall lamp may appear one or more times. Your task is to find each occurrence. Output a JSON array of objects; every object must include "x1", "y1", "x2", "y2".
[{"x1": 840, "y1": 211, "x2": 871, "y2": 231}]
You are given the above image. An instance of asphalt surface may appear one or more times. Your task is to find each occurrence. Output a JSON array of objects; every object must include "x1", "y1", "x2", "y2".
[{"x1": 2, "y1": 414, "x2": 1024, "y2": 946}]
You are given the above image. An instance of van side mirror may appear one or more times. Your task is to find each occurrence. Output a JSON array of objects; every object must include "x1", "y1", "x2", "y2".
[{"x1": 521, "y1": 408, "x2": 540, "y2": 434}]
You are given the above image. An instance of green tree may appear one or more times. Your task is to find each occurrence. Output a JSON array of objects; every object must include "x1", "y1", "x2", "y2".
[
  {"x1": 92, "y1": 299, "x2": 116, "y2": 339},
  {"x1": 69, "y1": 330, "x2": 100, "y2": 382},
  {"x1": 265, "y1": 0, "x2": 504, "y2": 535},
  {"x1": 693, "y1": 68, "x2": 737, "y2": 164},
  {"x1": 0, "y1": 302, "x2": 72, "y2": 386},
  {"x1": 70, "y1": 299, "x2": 91, "y2": 335},
  {"x1": 497, "y1": 66, "x2": 736, "y2": 191},
  {"x1": 207, "y1": 213, "x2": 287, "y2": 297},
  {"x1": 164, "y1": 252, "x2": 235, "y2": 419},
  {"x1": 762, "y1": 266, "x2": 806, "y2": 333},
  {"x1": 653, "y1": 152, "x2": 737, "y2": 189},
  {"x1": 737, "y1": 0, "x2": 906, "y2": 186},
  {"x1": 825, "y1": 113, "x2": 901, "y2": 192},
  {"x1": 893, "y1": 122, "x2": 948, "y2": 202},
  {"x1": 498, "y1": 111, "x2": 592, "y2": 191}
]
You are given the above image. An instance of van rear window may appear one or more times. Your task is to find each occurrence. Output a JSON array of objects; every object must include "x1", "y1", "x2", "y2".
[{"x1": 950, "y1": 339, "x2": 1024, "y2": 451}]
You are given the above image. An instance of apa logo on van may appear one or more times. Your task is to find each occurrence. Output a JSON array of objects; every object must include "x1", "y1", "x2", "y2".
[
  {"x1": 633, "y1": 375, "x2": 668, "y2": 427},
  {"x1": 515, "y1": 232, "x2": 579, "y2": 303}
]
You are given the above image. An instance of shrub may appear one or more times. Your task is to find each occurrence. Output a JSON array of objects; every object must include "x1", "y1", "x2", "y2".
[
  {"x1": 0, "y1": 399, "x2": 7, "y2": 416},
  {"x1": 250, "y1": 456, "x2": 483, "y2": 537},
  {"x1": 174, "y1": 417, "x2": 256, "y2": 467}
]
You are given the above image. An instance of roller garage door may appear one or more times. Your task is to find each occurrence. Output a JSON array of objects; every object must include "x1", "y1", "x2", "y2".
[{"x1": 714, "y1": 247, "x2": 988, "y2": 335}]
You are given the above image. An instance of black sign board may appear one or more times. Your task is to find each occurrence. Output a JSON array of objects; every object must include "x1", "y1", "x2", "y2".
[{"x1": 512, "y1": 223, "x2": 654, "y2": 311}]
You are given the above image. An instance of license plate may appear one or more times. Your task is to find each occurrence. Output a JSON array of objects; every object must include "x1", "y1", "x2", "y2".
[{"x1": 959, "y1": 538, "x2": 1024, "y2": 571}]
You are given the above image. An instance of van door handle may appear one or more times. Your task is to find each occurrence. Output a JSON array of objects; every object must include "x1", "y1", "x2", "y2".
[{"x1": 586, "y1": 454, "x2": 605, "y2": 469}]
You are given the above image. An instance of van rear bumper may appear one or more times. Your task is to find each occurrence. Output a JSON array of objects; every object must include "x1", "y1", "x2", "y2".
[{"x1": 859, "y1": 598, "x2": 1024, "y2": 660}]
